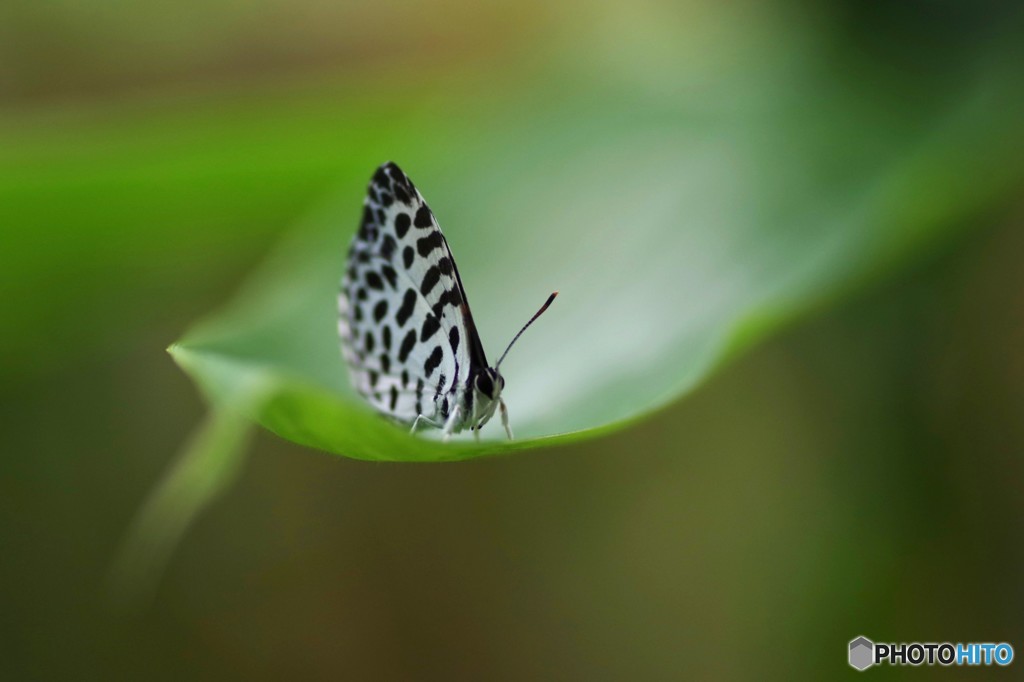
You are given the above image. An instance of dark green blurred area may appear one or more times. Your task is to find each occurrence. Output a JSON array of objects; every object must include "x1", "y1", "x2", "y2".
[{"x1": 2, "y1": 1, "x2": 1023, "y2": 679}]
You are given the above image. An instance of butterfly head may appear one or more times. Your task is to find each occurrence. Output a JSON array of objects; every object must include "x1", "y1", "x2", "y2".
[{"x1": 475, "y1": 367, "x2": 505, "y2": 401}]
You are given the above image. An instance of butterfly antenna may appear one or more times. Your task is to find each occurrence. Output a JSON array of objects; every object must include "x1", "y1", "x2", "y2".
[{"x1": 495, "y1": 292, "x2": 559, "y2": 370}]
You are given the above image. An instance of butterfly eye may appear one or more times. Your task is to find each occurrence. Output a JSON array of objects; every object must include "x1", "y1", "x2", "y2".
[{"x1": 476, "y1": 373, "x2": 494, "y2": 397}]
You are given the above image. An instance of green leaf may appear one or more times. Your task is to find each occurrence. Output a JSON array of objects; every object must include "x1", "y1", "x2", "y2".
[{"x1": 171, "y1": 40, "x2": 1024, "y2": 461}]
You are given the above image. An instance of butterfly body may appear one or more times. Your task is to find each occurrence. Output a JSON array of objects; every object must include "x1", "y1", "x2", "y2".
[
  {"x1": 412, "y1": 366, "x2": 507, "y2": 438},
  {"x1": 338, "y1": 162, "x2": 549, "y2": 440}
]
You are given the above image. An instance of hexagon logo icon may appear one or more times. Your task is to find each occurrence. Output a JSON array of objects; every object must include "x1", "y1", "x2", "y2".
[{"x1": 849, "y1": 636, "x2": 875, "y2": 671}]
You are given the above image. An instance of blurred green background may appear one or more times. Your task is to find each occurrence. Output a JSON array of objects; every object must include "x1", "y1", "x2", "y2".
[{"x1": 2, "y1": 0, "x2": 1023, "y2": 679}]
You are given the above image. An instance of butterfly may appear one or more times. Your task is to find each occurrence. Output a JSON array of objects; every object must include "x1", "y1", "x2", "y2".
[{"x1": 338, "y1": 162, "x2": 557, "y2": 441}]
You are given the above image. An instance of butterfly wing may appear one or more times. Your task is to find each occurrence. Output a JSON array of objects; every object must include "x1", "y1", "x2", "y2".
[{"x1": 338, "y1": 162, "x2": 485, "y2": 424}]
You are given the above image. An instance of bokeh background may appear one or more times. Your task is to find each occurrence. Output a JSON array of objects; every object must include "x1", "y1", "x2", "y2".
[{"x1": 3, "y1": 0, "x2": 1023, "y2": 679}]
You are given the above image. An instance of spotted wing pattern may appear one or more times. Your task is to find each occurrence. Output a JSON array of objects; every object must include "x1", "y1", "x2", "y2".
[{"x1": 338, "y1": 162, "x2": 485, "y2": 426}]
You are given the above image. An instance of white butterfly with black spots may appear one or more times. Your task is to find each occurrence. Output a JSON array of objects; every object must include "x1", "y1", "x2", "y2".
[{"x1": 338, "y1": 162, "x2": 557, "y2": 441}]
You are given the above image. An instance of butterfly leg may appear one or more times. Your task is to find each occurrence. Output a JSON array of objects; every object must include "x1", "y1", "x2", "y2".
[
  {"x1": 499, "y1": 399, "x2": 514, "y2": 440},
  {"x1": 409, "y1": 414, "x2": 431, "y2": 435},
  {"x1": 467, "y1": 396, "x2": 481, "y2": 442},
  {"x1": 442, "y1": 404, "x2": 462, "y2": 443}
]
